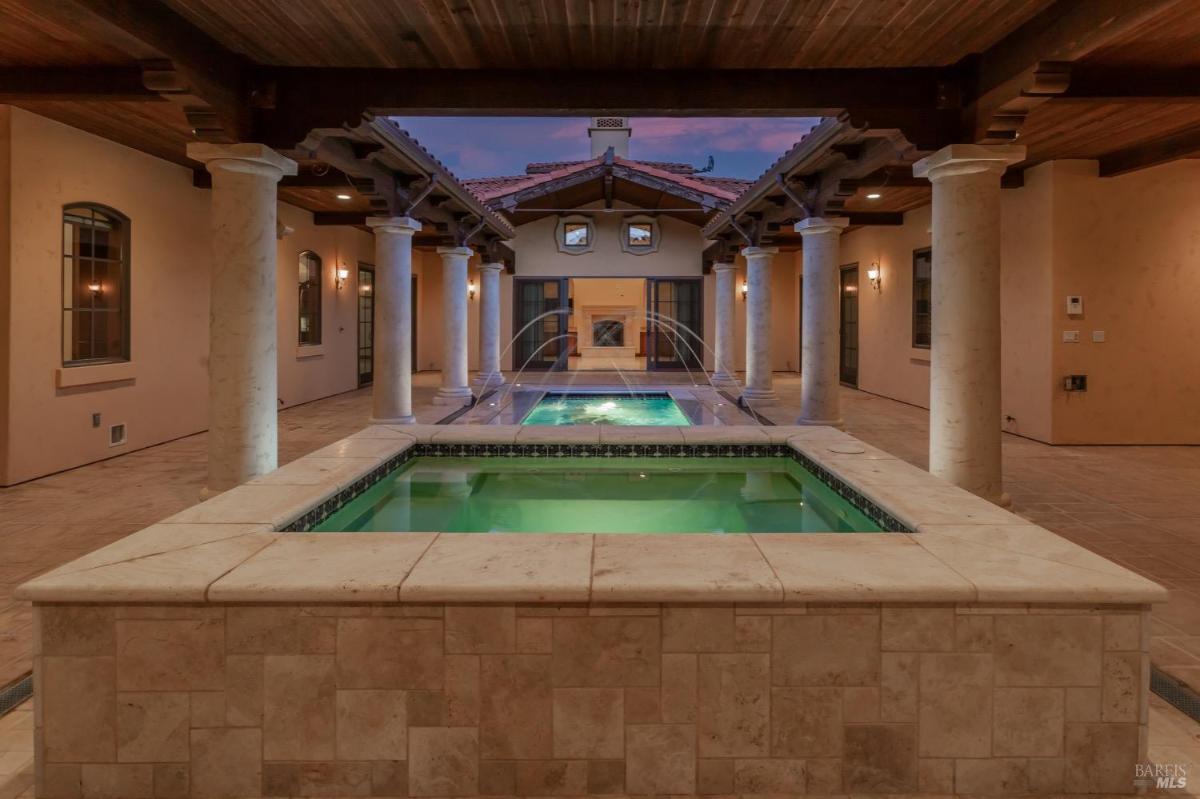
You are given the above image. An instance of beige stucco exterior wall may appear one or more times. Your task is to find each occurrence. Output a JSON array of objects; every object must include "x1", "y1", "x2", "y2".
[
  {"x1": 275, "y1": 204, "x2": 376, "y2": 409},
  {"x1": 1047, "y1": 159, "x2": 1200, "y2": 444},
  {"x1": 0, "y1": 108, "x2": 377, "y2": 485},
  {"x1": 839, "y1": 158, "x2": 1199, "y2": 445},
  {"x1": 1, "y1": 108, "x2": 213, "y2": 485}
]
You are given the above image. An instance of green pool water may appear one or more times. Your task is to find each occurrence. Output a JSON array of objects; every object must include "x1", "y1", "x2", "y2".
[
  {"x1": 310, "y1": 457, "x2": 883, "y2": 534},
  {"x1": 522, "y1": 392, "x2": 691, "y2": 426}
]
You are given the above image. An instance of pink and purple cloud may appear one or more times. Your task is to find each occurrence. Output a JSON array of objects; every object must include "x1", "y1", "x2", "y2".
[{"x1": 394, "y1": 116, "x2": 820, "y2": 180}]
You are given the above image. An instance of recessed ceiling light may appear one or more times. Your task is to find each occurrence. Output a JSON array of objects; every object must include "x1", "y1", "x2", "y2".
[
  {"x1": 336, "y1": 193, "x2": 352, "y2": 200},
  {"x1": 866, "y1": 192, "x2": 882, "y2": 200}
]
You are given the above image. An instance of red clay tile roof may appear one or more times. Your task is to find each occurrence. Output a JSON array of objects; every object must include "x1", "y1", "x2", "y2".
[
  {"x1": 526, "y1": 158, "x2": 698, "y2": 175},
  {"x1": 462, "y1": 157, "x2": 753, "y2": 206}
]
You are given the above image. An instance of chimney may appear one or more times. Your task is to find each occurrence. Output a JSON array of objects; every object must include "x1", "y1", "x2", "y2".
[{"x1": 588, "y1": 117, "x2": 631, "y2": 158}]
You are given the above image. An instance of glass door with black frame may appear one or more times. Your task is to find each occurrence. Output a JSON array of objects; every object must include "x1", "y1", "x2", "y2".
[
  {"x1": 647, "y1": 278, "x2": 703, "y2": 371},
  {"x1": 840, "y1": 265, "x2": 859, "y2": 387},
  {"x1": 513, "y1": 278, "x2": 569, "y2": 371},
  {"x1": 357, "y1": 267, "x2": 374, "y2": 386}
]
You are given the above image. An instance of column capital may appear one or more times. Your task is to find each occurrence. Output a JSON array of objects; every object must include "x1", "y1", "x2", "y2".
[
  {"x1": 186, "y1": 142, "x2": 297, "y2": 179},
  {"x1": 913, "y1": 144, "x2": 1026, "y2": 182},
  {"x1": 712, "y1": 261, "x2": 737, "y2": 273},
  {"x1": 740, "y1": 246, "x2": 779, "y2": 259},
  {"x1": 478, "y1": 261, "x2": 505, "y2": 273},
  {"x1": 437, "y1": 245, "x2": 474, "y2": 259},
  {"x1": 794, "y1": 216, "x2": 850, "y2": 236},
  {"x1": 367, "y1": 216, "x2": 422, "y2": 235}
]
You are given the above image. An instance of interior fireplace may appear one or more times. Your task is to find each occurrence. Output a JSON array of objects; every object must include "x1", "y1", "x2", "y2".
[{"x1": 592, "y1": 319, "x2": 625, "y2": 347}]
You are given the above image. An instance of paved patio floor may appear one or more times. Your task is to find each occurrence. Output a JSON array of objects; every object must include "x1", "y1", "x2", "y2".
[{"x1": 1, "y1": 370, "x2": 1199, "y2": 721}]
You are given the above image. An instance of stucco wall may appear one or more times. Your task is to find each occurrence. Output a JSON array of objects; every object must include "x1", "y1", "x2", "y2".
[
  {"x1": 1, "y1": 108, "x2": 213, "y2": 485},
  {"x1": 0, "y1": 108, "x2": 12, "y2": 484},
  {"x1": 276, "y1": 204, "x2": 375, "y2": 409},
  {"x1": 838, "y1": 158, "x2": 1200, "y2": 445},
  {"x1": 1047, "y1": 159, "x2": 1200, "y2": 444},
  {"x1": 513, "y1": 202, "x2": 706, "y2": 279},
  {"x1": 0, "y1": 108, "x2": 372, "y2": 485}
]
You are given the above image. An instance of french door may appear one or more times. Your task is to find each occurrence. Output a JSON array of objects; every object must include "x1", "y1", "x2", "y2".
[
  {"x1": 357, "y1": 267, "x2": 417, "y2": 386},
  {"x1": 357, "y1": 266, "x2": 374, "y2": 386},
  {"x1": 839, "y1": 264, "x2": 859, "y2": 387},
  {"x1": 646, "y1": 278, "x2": 703, "y2": 371},
  {"x1": 513, "y1": 278, "x2": 570, "y2": 371}
]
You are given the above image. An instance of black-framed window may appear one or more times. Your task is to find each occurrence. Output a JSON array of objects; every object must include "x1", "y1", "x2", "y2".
[
  {"x1": 563, "y1": 222, "x2": 590, "y2": 247},
  {"x1": 298, "y1": 250, "x2": 322, "y2": 345},
  {"x1": 912, "y1": 247, "x2": 932, "y2": 349},
  {"x1": 62, "y1": 203, "x2": 130, "y2": 365}
]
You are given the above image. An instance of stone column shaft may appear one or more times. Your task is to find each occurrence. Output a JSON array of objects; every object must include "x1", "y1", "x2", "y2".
[
  {"x1": 434, "y1": 246, "x2": 473, "y2": 406},
  {"x1": 795, "y1": 216, "x2": 849, "y2": 427},
  {"x1": 187, "y1": 143, "x2": 296, "y2": 495},
  {"x1": 742, "y1": 246, "x2": 778, "y2": 401},
  {"x1": 367, "y1": 216, "x2": 421, "y2": 424},
  {"x1": 914, "y1": 144, "x2": 1025, "y2": 503},
  {"x1": 711, "y1": 262, "x2": 738, "y2": 387},
  {"x1": 474, "y1": 262, "x2": 505, "y2": 387}
]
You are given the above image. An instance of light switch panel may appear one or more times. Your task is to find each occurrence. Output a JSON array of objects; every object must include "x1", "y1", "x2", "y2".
[
  {"x1": 1092, "y1": 330, "x2": 1106, "y2": 343},
  {"x1": 1063, "y1": 330, "x2": 1080, "y2": 343}
]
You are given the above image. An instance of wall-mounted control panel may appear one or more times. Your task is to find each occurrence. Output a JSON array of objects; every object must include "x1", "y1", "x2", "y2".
[
  {"x1": 1066, "y1": 295, "x2": 1084, "y2": 315},
  {"x1": 1063, "y1": 375, "x2": 1088, "y2": 392},
  {"x1": 1063, "y1": 330, "x2": 1080, "y2": 343}
]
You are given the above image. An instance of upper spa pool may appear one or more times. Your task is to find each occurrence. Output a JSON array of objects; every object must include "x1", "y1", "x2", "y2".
[
  {"x1": 310, "y1": 456, "x2": 883, "y2": 534},
  {"x1": 521, "y1": 391, "x2": 691, "y2": 426}
]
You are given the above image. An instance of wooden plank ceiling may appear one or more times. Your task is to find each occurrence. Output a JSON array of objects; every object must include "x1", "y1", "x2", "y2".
[
  {"x1": 157, "y1": 0, "x2": 1053, "y2": 69},
  {"x1": 2, "y1": 0, "x2": 1200, "y2": 224}
]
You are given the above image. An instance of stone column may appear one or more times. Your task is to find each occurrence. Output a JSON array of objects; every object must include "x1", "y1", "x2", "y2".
[
  {"x1": 914, "y1": 144, "x2": 1025, "y2": 504},
  {"x1": 711, "y1": 262, "x2": 738, "y2": 387},
  {"x1": 367, "y1": 216, "x2": 421, "y2": 424},
  {"x1": 434, "y1": 245, "x2": 473, "y2": 406},
  {"x1": 473, "y1": 261, "x2": 506, "y2": 387},
  {"x1": 741, "y1": 246, "x2": 778, "y2": 401},
  {"x1": 795, "y1": 216, "x2": 850, "y2": 427},
  {"x1": 187, "y1": 143, "x2": 297, "y2": 495}
]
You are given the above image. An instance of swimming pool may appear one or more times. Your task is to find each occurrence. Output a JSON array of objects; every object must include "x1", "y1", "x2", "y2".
[
  {"x1": 310, "y1": 456, "x2": 884, "y2": 533},
  {"x1": 521, "y1": 391, "x2": 691, "y2": 425}
]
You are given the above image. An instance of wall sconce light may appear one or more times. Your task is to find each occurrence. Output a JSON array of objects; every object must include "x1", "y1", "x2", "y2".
[
  {"x1": 867, "y1": 263, "x2": 882, "y2": 291},
  {"x1": 336, "y1": 266, "x2": 350, "y2": 291},
  {"x1": 87, "y1": 282, "x2": 102, "y2": 295},
  {"x1": 740, "y1": 281, "x2": 748, "y2": 299},
  {"x1": 468, "y1": 280, "x2": 478, "y2": 300}
]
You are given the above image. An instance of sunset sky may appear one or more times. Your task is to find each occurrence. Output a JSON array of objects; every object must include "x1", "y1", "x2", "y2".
[{"x1": 393, "y1": 116, "x2": 821, "y2": 179}]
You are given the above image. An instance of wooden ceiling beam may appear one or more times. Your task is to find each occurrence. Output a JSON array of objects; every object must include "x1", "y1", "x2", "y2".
[
  {"x1": 256, "y1": 67, "x2": 961, "y2": 152},
  {"x1": 1098, "y1": 126, "x2": 1200, "y2": 176},
  {"x1": 0, "y1": 67, "x2": 161, "y2": 102},
  {"x1": 845, "y1": 212, "x2": 905, "y2": 226},
  {"x1": 38, "y1": 0, "x2": 252, "y2": 141},
  {"x1": 1059, "y1": 67, "x2": 1200, "y2": 103},
  {"x1": 965, "y1": 0, "x2": 1187, "y2": 143}
]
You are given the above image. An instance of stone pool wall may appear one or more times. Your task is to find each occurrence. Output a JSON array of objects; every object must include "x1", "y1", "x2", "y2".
[{"x1": 33, "y1": 600, "x2": 1149, "y2": 798}]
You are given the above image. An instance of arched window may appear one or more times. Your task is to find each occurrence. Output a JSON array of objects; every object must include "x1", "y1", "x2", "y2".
[
  {"x1": 62, "y1": 203, "x2": 130, "y2": 365},
  {"x1": 298, "y1": 250, "x2": 322, "y2": 345}
]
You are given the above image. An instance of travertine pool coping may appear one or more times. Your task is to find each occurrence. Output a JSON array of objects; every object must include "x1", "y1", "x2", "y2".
[{"x1": 16, "y1": 424, "x2": 1167, "y2": 607}]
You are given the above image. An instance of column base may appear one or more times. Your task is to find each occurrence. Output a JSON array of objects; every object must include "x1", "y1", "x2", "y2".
[
  {"x1": 370, "y1": 415, "x2": 416, "y2": 425},
  {"x1": 710, "y1": 372, "x2": 740, "y2": 389},
  {"x1": 433, "y1": 387, "x2": 474, "y2": 406},
  {"x1": 740, "y1": 387, "x2": 776, "y2": 403},
  {"x1": 473, "y1": 371, "x2": 506, "y2": 388},
  {"x1": 796, "y1": 416, "x2": 845, "y2": 429}
]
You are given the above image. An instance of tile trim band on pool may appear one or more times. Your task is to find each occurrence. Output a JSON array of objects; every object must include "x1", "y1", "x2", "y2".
[{"x1": 278, "y1": 441, "x2": 913, "y2": 534}]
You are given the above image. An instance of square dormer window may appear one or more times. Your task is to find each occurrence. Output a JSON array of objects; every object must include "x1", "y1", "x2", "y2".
[
  {"x1": 563, "y1": 223, "x2": 590, "y2": 247},
  {"x1": 627, "y1": 223, "x2": 653, "y2": 247}
]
